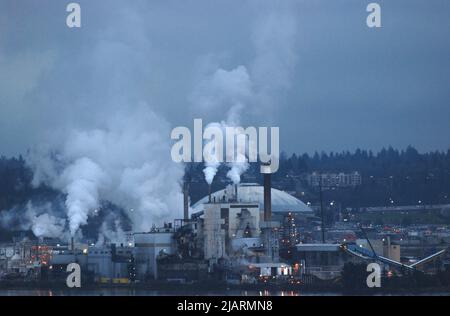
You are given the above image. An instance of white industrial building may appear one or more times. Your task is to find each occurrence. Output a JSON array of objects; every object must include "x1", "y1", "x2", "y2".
[
  {"x1": 202, "y1": 201, "x2": 261, "y2": 261},
  {"x1": 134, "y1": 228, "x2": 175, "y2": 280}
]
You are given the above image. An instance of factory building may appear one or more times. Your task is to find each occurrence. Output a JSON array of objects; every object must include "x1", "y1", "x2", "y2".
[
  {"x1": 171, "y1": 166, "x2": 292, "y2": 282},
  {"x1": 0, "y1": 166, "x2": 307, "y2": 285},
  {"x1": 194, "y1": 181, "x2": 278, "y2": 263},
  {"x1": 202, "y1": 201, "x2": 260, "y2": 262},
  {"x1": 292, "y1": 243, "x2": 361, "y2": 280},
  {"x1": 134, "y1": 225, "x2": 175, "y2": 280},
  {"x1": 49, "y1": 243, "x2": 134, "y2": 283},
  {"x1": 192, "y1": 182, "x2": 314, "y2": 263},
  {"x1": 0, "y1": 240, "x2": 45, "y2": 279}
]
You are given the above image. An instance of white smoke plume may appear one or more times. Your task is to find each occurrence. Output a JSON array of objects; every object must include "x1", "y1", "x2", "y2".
[
  {"x1": 96, "y1": 219, "x2": 126, "y2": 246},
  {"x1": 31, "y1": 213, "x2": 66, "y2": 239},
  {"x1": 193, "y1": 67, "x2": 252, "y2": 185},
  {"x1": 29, "y1": 105, "x2": 184, "y2": 235},
  {"x1": 2, "y1": 2, "x2": 188, "y2": 238},
  {"x1": 203, "y1": 153, "x2": 220, "y2": 185},
  {"x1": 59, "y1": 157, "x2": 106, "y2": 236},
  {"x1": 191, "y1": 9, "x2": 297, "y2": 185},
  {"x1": 202, "y1": 122, "x2": 224, "y2": 185},
  {"x1": 10, "y1": 3, "x2": 187, "y2": 237},
  {"x1": 202, "y1": 119, "x2": 250, "y2": 186},
  {"x1": 226, "y1": 158, "x2": 248, "y2": 185},
  {"x1": 0, "y1": 2, "x2": 298, "y2": 239},
  {"x1": 0, "y1": 201, "x2": 67, "y2": 239}
]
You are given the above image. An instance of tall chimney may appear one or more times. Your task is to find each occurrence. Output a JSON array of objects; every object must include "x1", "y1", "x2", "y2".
[
  {"x1": 183, "y1": 182, "x2": 189, "y2": 221},
  {"x1": 235, "y1": 184, "x2": 238, "y2": 202},
  {"x1": 261, "y1": 163, "x2": 272, "y2": 221},
  {"x1": 71, "y1": 237, "x2": 75, "y2": 252},
  {"x1": 208, "y1": 184, "x2": 212, "y2": 203}
]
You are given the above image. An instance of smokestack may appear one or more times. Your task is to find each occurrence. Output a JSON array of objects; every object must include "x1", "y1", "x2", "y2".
[
  {"x1": 71, "y1": 237, "x2": 75, "y2": 252},
  {"x1": 261, "y1": 163, "x2": 272, "y2": 221},
  {"x1": 208, "y1": 184, "x2": 212, "y2": 203},
  {"x1": 235, "y1": 184, "x2": 238, "y2": 202},
  {"x1": 183, "y1": 182, "x2": 189, "y2": 221}
]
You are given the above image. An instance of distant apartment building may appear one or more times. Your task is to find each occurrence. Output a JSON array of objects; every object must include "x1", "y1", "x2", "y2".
[{"x1": 307, "y1": 171, "x2": 362, "y2": 188}]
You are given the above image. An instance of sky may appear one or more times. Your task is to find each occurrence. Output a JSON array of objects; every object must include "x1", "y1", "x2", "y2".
[{"x1": 1, "y1": 0, "x2": 450, "y2": 157}]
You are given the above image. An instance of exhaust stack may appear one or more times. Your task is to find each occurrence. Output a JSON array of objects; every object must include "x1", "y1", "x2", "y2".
[
  {"x1": 208, "y1": 184, "x2": 212, "y2": 203},
  {"x1": 183, "y1": 182, "x2": 189, "y2": 220},
  {"x1": 261, "y1": 163, "x2": 272, "y2": 221},
  {"x1": 235, "y1": 184, "x2": 238, "y2": 202}
]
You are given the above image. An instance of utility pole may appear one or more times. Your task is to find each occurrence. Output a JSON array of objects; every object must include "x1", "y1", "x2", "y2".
[{"x1": 319, "y1": 174, "x2": 325, "y2": 243}]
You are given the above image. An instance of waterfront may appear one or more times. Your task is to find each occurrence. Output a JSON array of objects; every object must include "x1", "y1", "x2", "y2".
[
  {"x1": 0, "y1": 289, "x2": 449, "y2": 296},
  {"x1": 0, "y1": 289, "x2": 332, "y2": 296}
]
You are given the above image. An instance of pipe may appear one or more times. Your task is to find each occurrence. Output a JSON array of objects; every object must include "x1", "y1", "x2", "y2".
[
  {"x1": 208, "y1": 185, "x2": 212, "y2": 203},
  {"x1": 183, "y1": 182, "x2": 189, "y2": 220},
  {"x1": 263, "y1": 172, "x2": 272, "y2": 221},
  {"x1": 235, "y1": 184, "x2": 238, "y2": 202}
]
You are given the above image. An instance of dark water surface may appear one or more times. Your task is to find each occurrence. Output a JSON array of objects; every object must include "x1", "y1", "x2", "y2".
[
  {"x1": 0, "y1": 289, "x2": 449, "y2": 296},
  {"x1": 0, "y1": 289, "x2": 336, "y2": 296}
]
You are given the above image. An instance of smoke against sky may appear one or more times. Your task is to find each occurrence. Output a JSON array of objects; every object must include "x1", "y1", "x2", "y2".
[
  {"x1": 0, "y1": 201, "x2": 68, "y2": 239},
  {"x1": 0, "y1": 0, "x2": 449, "y2": 157},
  {"x1": 28, "y1": 104, "x2": 184, "y2": 235},
  {"x1": 0, "y1": 1, "x2": 449, "y2": 237},
  {"x1": 192, "y1": 7, "x2": 298, "y2": 184}
]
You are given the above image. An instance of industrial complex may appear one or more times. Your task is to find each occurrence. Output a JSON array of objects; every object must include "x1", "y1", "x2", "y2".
[{"x1": 1, "y1": 165, "x2": 449, "y2": 288}]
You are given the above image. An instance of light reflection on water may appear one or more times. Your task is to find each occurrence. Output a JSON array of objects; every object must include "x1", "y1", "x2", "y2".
[
  {"x1": 1, "y1": 289, "x2": 448, "y2": 296},
  {"x1": 0, "y1": 289, "x2": 336, "y2": 296}
]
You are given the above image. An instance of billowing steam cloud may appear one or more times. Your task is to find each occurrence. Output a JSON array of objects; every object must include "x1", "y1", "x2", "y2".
[
  {"x1": 96, "y1": 218, "x2": 126, "y2": 246},
  {"x1": 16, "y1": 1, "x2": 188, "y2": 238},
  {"x1": 193, "y1": 67, "x2": 252, "y2": 184},
  {"x1": 0, "y1": 2, "x2": 298, "y2": 240},
  {"x1": 203, "y1": 123, "x2": 222, "y2": 185},
  {"x1": 191, "y1": 9, "x2": 297, "y2": 185},
  {"x1": 226, "y1": 157, "x2": 248, "y2": 185},
  {"x1": 31, "y1": 213, "x2": 66, "y2": 239},
  {"x1": 60, "y1": 157, "x2": 106, "y2": 236},
  {"x1": 0, "y1": 202, "x2": 67, "y2": 239},
  {"x1": 203, "y1": 159, "x2": 220, "y2": 185},
  {"x1": 29, "y1": 105, "x2": 184, "y2": 236}
]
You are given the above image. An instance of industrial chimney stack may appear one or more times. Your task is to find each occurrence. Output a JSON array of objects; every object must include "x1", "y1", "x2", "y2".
[
  {"x1": 183, "y1": 182, "x2": 189, "y2": 221},
  {"x1": 261, "y1": 163, "x2": 272, "y2": 221},
  {"x1": 208, "y1": 184, "x2": 212, "y2": 203}
]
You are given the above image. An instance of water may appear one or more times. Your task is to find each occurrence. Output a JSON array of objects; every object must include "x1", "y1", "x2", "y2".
[
  {"x1": 0, "y1": 289, "x2": 448, "y2": 296},
  {"x1": 0, "y1": 289, "x2": 338, "y2": 296}
]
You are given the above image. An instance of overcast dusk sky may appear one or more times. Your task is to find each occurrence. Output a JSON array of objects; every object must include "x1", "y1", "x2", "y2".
[{"x1": 1, "y1": 0, "x2": 449, "y2": 157}]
